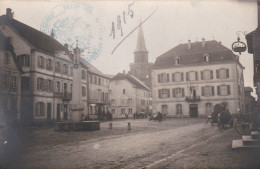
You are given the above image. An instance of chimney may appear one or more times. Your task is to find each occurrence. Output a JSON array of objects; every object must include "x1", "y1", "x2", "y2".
[
  {"x1": 188, "y1": 40, "x2": 191, "y2": 49},
  {"x1": 50, "y1": 29, "x2": 55, "y2": 38},
  {"x1": 6, "y1": 8, "x2": 13, "y2": 19},
  {"x1": 202, "y1": 38, "x2": 205, "y2": 48}
]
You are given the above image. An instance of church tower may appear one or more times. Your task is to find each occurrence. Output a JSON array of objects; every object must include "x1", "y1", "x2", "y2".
[{"x1": 129, "y1": 23, "x2": 152, "y2": 87}]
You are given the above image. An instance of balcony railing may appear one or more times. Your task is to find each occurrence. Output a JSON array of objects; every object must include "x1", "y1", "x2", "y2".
[
  {"x1": 54, "y1": 92, "x2": 72, "y2": 101},
  {"x1": 185, "y1": 96, "x2": 200, "y2": 102}
]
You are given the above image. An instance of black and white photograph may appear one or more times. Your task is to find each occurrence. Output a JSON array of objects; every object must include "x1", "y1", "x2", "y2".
[{"x1": 0, "y1": 0, "x2": 260, "y2": 168}]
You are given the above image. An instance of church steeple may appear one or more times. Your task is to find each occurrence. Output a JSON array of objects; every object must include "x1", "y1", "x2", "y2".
[{"x1": 135, "y1": 22, "x2": 148, "y2": 53}]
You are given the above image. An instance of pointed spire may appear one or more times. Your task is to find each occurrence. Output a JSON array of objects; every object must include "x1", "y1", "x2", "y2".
[{"x1": 135, "y1": 21, "x2": 148, "y2": 52}]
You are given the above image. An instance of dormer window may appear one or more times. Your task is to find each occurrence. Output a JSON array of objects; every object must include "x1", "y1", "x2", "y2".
[
  {"x1": 174, "y1": 56, "x2": 180, "y2": 65},
  {"x1": 203, "y1": 53, "x2": 209, "y2": 62}
]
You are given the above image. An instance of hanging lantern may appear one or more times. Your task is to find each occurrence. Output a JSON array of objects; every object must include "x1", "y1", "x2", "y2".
[{"x1": 232, "y1": 31, "x2": 247, "y2": 55}]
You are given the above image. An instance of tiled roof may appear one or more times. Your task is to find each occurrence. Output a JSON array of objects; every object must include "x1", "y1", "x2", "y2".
[
  {"x1": 0, "y1": 15, "x2": 65, "y2": 55},
  {"x1": 153, "y1": 40, "x2": 237, "y2": 69},
  {"x1": 111, "y1": 73, "x2": 150, "y2": 91}
]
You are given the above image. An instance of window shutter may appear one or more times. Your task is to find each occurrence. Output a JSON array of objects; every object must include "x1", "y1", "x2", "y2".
[
  {"x1": 216, "y1": 70, "x2": 219, "y2": 79},
  {"x1": 226, "y1": 69, "x2": 229, "y2": 78},
  {"x1": 158, "y1": 74, "x2": 160, "y2": 83},
  {"x1": 37, "y1": 56, "x2": 41, "y2": 67},
  {"x1": 227, "y1": 85, "x2": 231, "y2": 95},
  {"x1": 172, "y1": 73, "x2": 175, "y2": 82},
  {"x1": 37, "y1": 78, "x2": 40, "y2": 90},
  {"x1": 186, "y1": 72, "x2": 189, "y2": 81},
  {"x1": 158, "y1": 89, "x2": 161, "y2": 98},
  {"x1": 44, "y1": 79, "x2": 48, "y2": 91},
  {"x1": 210, "y1": 70, "x2": 213, "y2": 79},
  {"x1": 36, "y1": 102, "x2": 39, "y2": 115},
  {"x1": 167, "y1": 74, "x2": 169, "y2": 82},
  {"x1": 195, "y1": 72, "x2": 198, "y2": 80},
  {"x1": 172, "y1": 89, "x2": 176, "y2": 98},
  {"x1": 182, "y1": 88, "x2": 185, "y2": 97},
  {"x1": 181, "y1": 73, "x2": 184, "y2": 81},
  {"x1": 212, "y1": 86, "x2": 214, "y2": 96},
  {"x1": 202, "y1": 87, "x2": 205, "y2": 96},
  {"x1": 217, "y1": 86, "x2": 220, "y2": 95},
  {"x1": 167, "y1": 89, "x2": 170, "y2": 98},
  {"x1": 201, "y1": 71, "x2": 204, "y2": 80}
]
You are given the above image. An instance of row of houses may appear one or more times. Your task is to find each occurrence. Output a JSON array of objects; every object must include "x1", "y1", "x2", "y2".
[
  {"x1": 0, "y1": 8, "x2": 152, "y2": 125},
  {"x1": 0, "y1": 8, "x2": 255, "y2": 125}
]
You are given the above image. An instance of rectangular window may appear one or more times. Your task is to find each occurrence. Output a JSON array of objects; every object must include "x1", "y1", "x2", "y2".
[
  {"x1": 188, "y1": 71, "x2": 198, "y2": 81},
  {"x1": 201, "y1": 70, "x2": 213, "y2": 80},
  {"x1": 82, "y1": 86, "x2": 86, "y2": 96},
  {"x1": 10, "y1": 76, "x2": 17, "y2": 88},
  {"x1": 217, "y1": 85, "x2": 231, "y2": 96},
  {"x1": 202, "y1": 86, "x2": 214, "y2": 96},
  {"x1": 18, "y1": 55, "x2": 30, "y2": 67},
  {"x1": 63, "y1": 64, "x2": 68, "y2": 74},
  {"x1": 172, "y1": 88, "x2": 184, "y2": 98},
  {"x1": 37, "y1": 56, "x2": 45, "y2": 68},
  {"x1": 55, "y1": 62, "x2": 61, "y2": 72},
  {"x1": 172, "y1": 72, "x2": 183, "y2": 82},
  {"x1": 217, "y1": 69, "x2": 229, "y2": 79},
  {"x1": 128, "y1": 98, "x2": 133, "y2": 104},
  {"x1": 128, "y1": 108, "x2": 132, "y2": 114},
  {"x1": 56, "y1": 81, "x2": 60, "y2": 92},
  {"x1": 159, "y1": 89, "x2": 170, "y2": 98},
  {"x1": 47, "y1": 80, "x2": 53, "y2": 92},
  {"x1": 121, "y1": 109, "x2": 125, "y2": 114},
  {"x1": 21, "y1": 77, "x2": 30, "y2": 91},
  {"x1": 82, "y1": 70, "x2": 86, "y2": 79},
  {"x1": 4, "y1": 52, "x2": 10, "y2": 64},
  {"x1": 158, "y1": 73, "x2": 169, "y2": 83},
  {"x1": 36, "y1": 102, "x2": 45, "y2": 117},
  {"x1": 37, "y1": 78, "x2": 44, "y2": 90},
  {"x1": 112, "y1": 109, "x2": 115, "y2": 114},
  {"x1": 46, "y1": 59, "x2": 53, "y2": 70},
  {"x1": 98, "y1": 78, "x2": 101, "y2": 85}
]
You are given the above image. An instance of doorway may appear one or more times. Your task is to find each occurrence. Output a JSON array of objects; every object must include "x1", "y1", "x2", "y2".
[
  {"x1": 57, "y1": 104, "x2": 61, "y2": 121},
  {"x1": 189, "y1": 104, "x2": 198, "y2": 118},
  {"x1": 64, "y1": 104, "x2": 68, "y2": 120}
]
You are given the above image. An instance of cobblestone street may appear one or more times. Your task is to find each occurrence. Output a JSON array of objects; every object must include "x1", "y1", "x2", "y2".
[{"x1": 0, "y1": 118, "x2": 259, "y2": 169}]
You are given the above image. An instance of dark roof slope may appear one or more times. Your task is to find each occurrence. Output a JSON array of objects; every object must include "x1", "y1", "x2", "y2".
[
  {"x1": 0, "y1": 15, "x2": 65, "y2": 55},
  {"x1": 153, "y1": 40, "x2": 237, "y2": 69},
  {"x1": 111, "y1": 73, "x2": 150, "y2": 91},
  {"x1": 246, "y1": 29, "x2": 260, "y2": 54},
  {"x1": 0, "y1": 31, "x2": 24, "y2": 74}
]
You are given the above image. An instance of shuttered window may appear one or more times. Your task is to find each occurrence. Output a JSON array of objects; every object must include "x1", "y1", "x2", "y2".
[
  {"x1": 172, "y1": 88, "x2": 185, "y2": 98},
  {"x1": 172, "y1": 72, "x2": 183, "y2": 82},
  {"x1": 201, "y1": 70, "x2": 213, "y2": 80},
  {"x1": 36, "y1": 102, "x2": 45, "y2": 117},
  {"x1": 217, "y1": 85, "x2": 231, "y2": 96},
  {"x1": 217, "y1": 68, "x2": 229, "y2": 79},
  {"x1": 158, "y1": 89, "x2": 170, "y2": 98},
  {"x1": 187, "y1": 71, "x2": 198, "y2": 81},
  {"x1": 158, "y1": 73, "x2": 169, "y2": 83},
  {"x1": 201, "y1": 86, "x2": 214, "y2": 96},
  {"x1": 176, "y1": 104, "x2": 182, "y2": 114}
]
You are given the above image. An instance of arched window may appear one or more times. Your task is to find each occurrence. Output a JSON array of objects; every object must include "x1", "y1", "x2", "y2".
[{"x1": 203, "y1": 53, "x2": 209, "y2": 62}]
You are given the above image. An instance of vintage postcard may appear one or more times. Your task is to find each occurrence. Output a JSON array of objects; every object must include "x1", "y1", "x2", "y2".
[{"x1": 0, "y1": 0, "x2": 259, "y2": 168}]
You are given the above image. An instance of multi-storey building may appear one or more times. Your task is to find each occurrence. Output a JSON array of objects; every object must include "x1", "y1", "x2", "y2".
[
  {"x1": 0, "y1": 31, "x2": 24, "y2": 125},
  {"x1": 0, "y1": 8, "x2": 108, "y2": 124},
  {"x1": 244, "y1": 87, "x2": 256, "y2": 113},
  {"x1": 129, "y1": 23, "x2": 153, "y2": 88},
  {"x1": 109, "y1": 71, "x2": 152, "y2": 118},
  {"x1": 152, "y1": 39, "x2": 245, "y2": 117},
  {"x1": 86, "y1": 62, "x2": 110, "y2": 120},
  {"x1": 246, "y1": 1, "x2": 260, "y2": 115}
]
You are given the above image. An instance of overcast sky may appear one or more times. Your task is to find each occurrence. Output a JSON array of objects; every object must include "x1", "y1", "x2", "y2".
[{"x1": 0, "y1": 0, "x2": 258, "y2": 91}]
